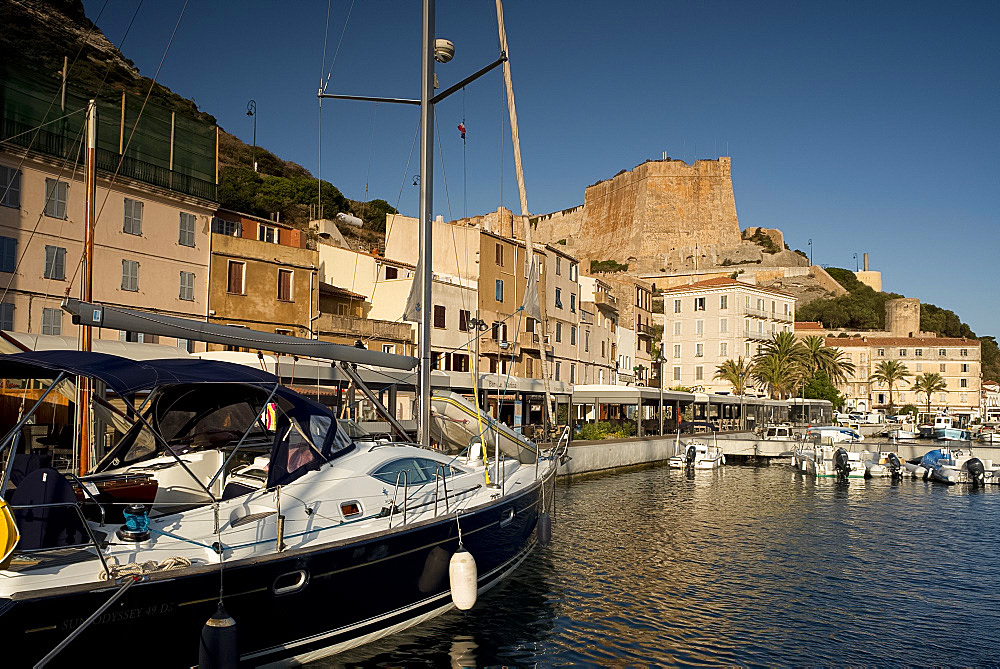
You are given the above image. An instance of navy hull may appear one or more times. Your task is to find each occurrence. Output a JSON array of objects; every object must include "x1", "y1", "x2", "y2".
[{"x1": 2, "y1": 478, "x2": 547, "y2": 667}]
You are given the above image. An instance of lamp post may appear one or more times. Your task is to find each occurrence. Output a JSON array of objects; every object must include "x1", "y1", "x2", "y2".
[
  {"x1": 658, "y1": 354, "x2": 665, "y2": 435},
  {"x1": 246, "y1": 100, "x2": 257, "y2": 172},
  {"x1": 808, "y1": 238, "x2": 813, "y2": 266},
  {"x1": 853, "y1": 253, "x2": 859, "y2": 272}
]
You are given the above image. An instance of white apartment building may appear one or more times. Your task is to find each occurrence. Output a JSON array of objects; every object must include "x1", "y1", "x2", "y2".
[
  {"x1": 579, "y1": 275, "x2": 618, "y2": 385},
  {"x1": 661, "y1": 278, "x2": 795, "y2": 393}
]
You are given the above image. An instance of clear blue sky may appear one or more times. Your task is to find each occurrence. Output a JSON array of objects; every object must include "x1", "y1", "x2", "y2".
[{"x1": 82, "y1": 0, "x2": 999, "y2": 337}]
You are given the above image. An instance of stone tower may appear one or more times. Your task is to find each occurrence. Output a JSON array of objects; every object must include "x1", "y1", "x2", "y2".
[{"x1": 885, "y1": 298, "x2": 921, "y2": 337}]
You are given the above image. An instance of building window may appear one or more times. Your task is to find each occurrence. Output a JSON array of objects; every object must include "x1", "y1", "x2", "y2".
[
  {"x1": 771, "y1": 300, "x2": 776, "y2": 313},
  {"x1": 555, "y1": 287, "x2": 563, "y2": 309},
  {"x1": 669, "y1": 365, "x2": 679, "y2": 381},
  {"x1": 585, "y1": 330, "x2": 590, "y2": 352},
  {"x1": 258, "y1": 224, "x2": 278, "y2": 243},
  {"x1": 719, "y1": 318, "x2": 728, "y2": 334},
  {"x1": 571, "y1": 325, "x2": 577, "y2": 345},
  {"x1": 961, "y1": 348, "x2": 968, "y2": 357},
  {"x1": 0, "y1": 166, "x2": 21, "y2": 208},
  {"x1": 696, "y1": 320, "x2": 704, "y2": 336},
  {"x1": 495, "y1": 279, "x2": 504, "y2": 302},
  {"x1": 757, "y1": 299, "x2": 764, "y2": 311},
  {"x1": 961, "y1": 378, "x2": 968, "y2": 388},
  {"x1": 212, "y1": 217, "x2": 241, "y2": 236},
  {"x1": 459, "y1": 309, "x2": 470, "y2": 332},
  {"x1": 961, "y1": 363, "x2": 969, "y2": 373},
  {"x1": 227, "y1": 261, "x2": 245, "y2": 294},
  {"x1": 916, "y1": 363, "x2": 922, "y2": 372},
  {"x1": 179, "y1": 213, "x2": 196, "y2": 247},
  {"x1": 674, "y1": 299, "x2": 681, "y2": 314},
  {"x1": 526, "y1": 317, "x2": 534, "y2": 333},
  {"x1": 0, "y1": 236, "x2": 16, "y2": 273},
  {"x1": 720, "y1": 342, "x2": 728, "y2": 357},
  {"x1": 179, "y1": 271, "x2": 195, "y2": 301},
  {"x1": 695, "y1": 366, "x2": 703, "y2": 381},
  {"x1": 123, "y1": 198, "x2": 143, "y2": 235},
  {"x1": 673, "y1": 321, "x2": 681, "y2": 336},
  {"x1": 938, "y1": 348, "x2": 946, "y2": 356},
  {"x1": 277, "y1": 269, "x2": 293, "y2": 301},
  {"x1": 385, "y1": 266, "x2": 398, "y2": 280},
  {"x1": 433, "y1": 304, "x2": 446, "y2": 328},
  {"x1": 915, "y1": 348, "x2": 922, "y2": 357},
  {"x1": 570, "y1": 263, "x2": 578, "y2": 281},
  {"x1": 526, "y1": 357, "x2": 534, "y2": 377},
  {"x1": 43, "y1": 245, "x2": 66, "y2": 280},
  {"x1": 554, "y1": 361, "x2": 561, "y2": 380},
  {"x1": 877, "y1": 348, "x2": 885, "y2": 357},
  {"x1": 177, "y1": 338, "x2": 195, "y2": 352},
  {"x1": 121, "y1": 259, "x2": 139, "y2": 291},
  {"x1": 0, "y1": 303, "x2": 13, "y2": 331},
  {"x1": 555, "y1": 322, "x2": 562, "y2": 343},
  {"x1": 495, "y1": 243, "x2": 504, "y2": 266},
  {"x1": 41, "y1": 308, "x2": 62, "y2": 335},
  {"x1": 694, "y1": 297, "x2": 705, "y2": 311},
  {"x1": 382, "y1": 344, "x2": 396, "y2": 355},
  {"x1": 44, "y1": 179, "x2": 68, "y2": 219},
  {"x1": 961, "y1": 393, "x2": 968, "y2": 403},
  {"x1": 570, "y1": 364, "x2": 576, "y2": 384},
  {"x1": 695, "y1": 343, "x2": 704, "y2": 358},
  {"x1": 720, "y1": 295, "x2": 728, "y2": 310},
  {"x1": 453, "y1": 353, "x2": 469, "y2": 373},
  {"x1": 555, "y1": 256, "x2": 561, "y2": 275},
  {"x1": 784, "y1": 303, "x2": 789, "y2": 315},
  {"x1": 899, "y1": 349, "x2": 906, "y2": 356},
  {"x1": 674, "y1": 344, "x2": 681, "y2": 358},
  {"x1": 570, "y1": 293, "x2": 576, "y2": 313},
  {"x1": 940, "y1": 363, "x2": 947, "y2": 373},
  {"x1": 746, "y1": 342, "x2": 752, "y2": 357}
]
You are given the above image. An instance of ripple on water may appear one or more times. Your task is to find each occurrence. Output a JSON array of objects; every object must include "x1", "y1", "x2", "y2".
[{"x1": 320, "y1": 466, "x2": 1000, "y2": 667}]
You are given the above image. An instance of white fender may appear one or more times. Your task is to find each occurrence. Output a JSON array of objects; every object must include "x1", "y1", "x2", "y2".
[{"x1": 449, "y1": 547, "x2": 478, "y2": 610}]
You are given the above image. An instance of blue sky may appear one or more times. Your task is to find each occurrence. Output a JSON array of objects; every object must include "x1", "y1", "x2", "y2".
[{"x1": 81, "y1": 0, "x2": 999, "y2": 337}]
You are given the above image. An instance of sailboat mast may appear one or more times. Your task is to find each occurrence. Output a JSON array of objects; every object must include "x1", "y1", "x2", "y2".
[
  {"x1": 417, "y1": 0, "x2": 435, "y2": 448},
  {"x1": 78, "y1": 99, "x2": 97, "y2": 475},
  {"x1": 495, "y1": 0, "x2": 556, "y2": 435}
]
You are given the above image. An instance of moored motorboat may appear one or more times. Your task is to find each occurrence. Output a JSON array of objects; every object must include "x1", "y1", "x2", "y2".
[
  {"x1": 669, "y1": 436, "x2": 725, "y2": 469},
  {"x1": 793, "y1": 444, "x2": 865, "y2": 479},
  {"x1": 929, "y1": 451, "x2": 1000, "y2": 486}
]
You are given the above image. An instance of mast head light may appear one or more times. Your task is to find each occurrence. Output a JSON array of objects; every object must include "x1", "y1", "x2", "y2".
[{"x1": 434, "y1": 39, "x2": 455, "y2": 63}]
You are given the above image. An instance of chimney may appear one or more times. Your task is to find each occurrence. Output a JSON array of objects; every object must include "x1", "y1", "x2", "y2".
[{"x1": 863, "y1": 253, "x2": 869, "y2": 271}]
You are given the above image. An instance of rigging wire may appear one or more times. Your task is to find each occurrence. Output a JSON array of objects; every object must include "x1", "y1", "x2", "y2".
[{"x1": 319, "y1": 0, "x2": 358, "y2": 95}]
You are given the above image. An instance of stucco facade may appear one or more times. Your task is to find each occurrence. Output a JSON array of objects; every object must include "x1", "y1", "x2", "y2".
[{"x1": 0, "y1": 149, "x2": 214, "y2": 348}]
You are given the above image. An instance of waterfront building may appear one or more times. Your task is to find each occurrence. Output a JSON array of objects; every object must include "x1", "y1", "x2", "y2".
[
  {"x1": 594, "y1": 273, "x2": 654, "y2": 384},
  {"x1": 832, "y1": 336, "x2": 981, "y2": 418},
  {"x1": 660, "y1": 278, "x2": 796, "y2": 394},
  {"x1": 983, "y1": 381, "x2": 999, "y2": 423},
  {"x1": 578, "y1": 275, "x2": 618, "y2": 385},
  {"x1": 0, "y1": 75, "x2": 218, "y2": 349},
  {"x1": 207, "y1": 209, "x2": 318, "y2": 348}
]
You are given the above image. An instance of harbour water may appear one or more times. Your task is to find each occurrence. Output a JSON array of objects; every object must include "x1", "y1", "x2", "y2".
[{"x1": 324, "y1": 464, "x2": 1000, "y2": 666}]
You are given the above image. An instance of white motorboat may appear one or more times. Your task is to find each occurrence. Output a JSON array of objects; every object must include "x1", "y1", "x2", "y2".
[
  {"x1": 930, "y1": 451, "x2": 1000, "y2": 486},
  {"x1": 669, "y1": 434, "x2": 725, "y2": 469},
  {"x1": 804, "y1": 425, "x2": 862, "y2": 444},
  {"x1": 860, "y1": 450, "x2": 905, "y2": 478},
  {"x1": 793, "y1": 444, "x2": 866, "y2": 478},
  {"x1": 761, "y1": 424, "x2": 797, "y2": 441}
]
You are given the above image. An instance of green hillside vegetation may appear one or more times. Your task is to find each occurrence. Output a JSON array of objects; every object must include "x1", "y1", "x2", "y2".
[{"x1": 798, "y1": 268, "x2": 999, "y2": 382}]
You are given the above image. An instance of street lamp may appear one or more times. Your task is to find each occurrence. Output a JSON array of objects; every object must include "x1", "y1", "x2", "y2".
[
  {"x1": 853, "y1": 253, "x2": 859, "y2": 272},
  {"x1": 246, "y1": 100, "x2": 257, "y2": 172},
  {"x1": 808, "y1": 238, "x2": 813, "y2": 266},
  {"x1": 657, "y1": 353, "x2": 666, "y2": 435}
]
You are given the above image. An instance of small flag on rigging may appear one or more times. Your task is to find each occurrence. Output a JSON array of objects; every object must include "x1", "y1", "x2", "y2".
[{"x1": 457, "y1": 122, "x2": 466, "y2": 140}]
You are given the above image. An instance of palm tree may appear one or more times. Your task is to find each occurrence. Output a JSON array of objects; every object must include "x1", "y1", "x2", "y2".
[
  {"x1": 912, "y1": 372, "x2": 947, "y2": 414},
  {"x1": 752, "y1": 332, "x2": 806, "y2": 399},
  {"x1": 869, "y1": 359, "x2": 911, "y2": 410},
  {"x1": 800, "y1": 335, "x2": 857, "y2": 386},
  {"x1": 715, "y1": 357, "x2": 752, "y2": 428}
]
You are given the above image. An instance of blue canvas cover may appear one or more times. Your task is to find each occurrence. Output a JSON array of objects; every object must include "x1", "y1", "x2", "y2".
[{"x1": 920, "y1": 449, "x2": 948, "y2": 468}]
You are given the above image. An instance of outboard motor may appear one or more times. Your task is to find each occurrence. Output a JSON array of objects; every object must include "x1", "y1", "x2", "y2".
[
  {"x1": 886, "y1": 452, "x2": 903, "y2": 480},
  {"x1": 685, "y1": 445, "x2": 697, "y2": 467},
  {"x1": 833, "y1": 447, "x2": 851, "y2": 480},
  {"x1": 966, "y1": 458, "x2": 986, "y2": 487}
]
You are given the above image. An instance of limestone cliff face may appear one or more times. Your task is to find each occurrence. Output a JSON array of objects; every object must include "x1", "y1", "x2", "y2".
[{"x1": 533, "y1": 157, "x2": 742, "y2": 272}]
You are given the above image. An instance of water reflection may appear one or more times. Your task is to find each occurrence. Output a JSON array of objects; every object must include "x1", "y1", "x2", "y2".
[{"x1": 320, "y1": 465, "x2": 1000, "y2": 666}]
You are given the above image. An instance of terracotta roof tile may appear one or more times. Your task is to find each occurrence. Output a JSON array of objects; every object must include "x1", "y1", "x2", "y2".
[
  {"x1": 660, "y1": 277, "x2": 794, "y2": 297},
  {"x1": 823, "y1": 336, "x2": 979, "y2": 347}
]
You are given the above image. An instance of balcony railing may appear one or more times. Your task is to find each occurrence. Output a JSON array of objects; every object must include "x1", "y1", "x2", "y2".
[
  {"x1": 480, "y1": 338, "x2": 519, "y2": 356},
  {"x1": 744, "y1": 328, "x2": 772, "y2": 341},
  {"x1": 316, "y1": 313, "x2": 413, "y2": 342},
  {"x1": 594, "y1": 291, "x2": 618, "y2": 310},
  {"x1": 743, "y1": 307, "x2": 769, "y2": 318},
  {"x1": 636, "y1": 323, "x2": 655, "y2": 337},
  {"x1": 519, "y1": 331, "x2": 541, "y2": 350},
  {"x1": 2, "y1": 119, "x2": 217, "y2": 201}
]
